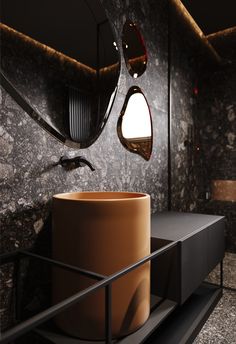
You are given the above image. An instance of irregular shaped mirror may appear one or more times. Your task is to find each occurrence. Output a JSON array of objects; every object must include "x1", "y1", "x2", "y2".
[
  {"x1": 0, "y1": 0, "x2": 120, "y2": 148},
  {"x1": 117, "y1": 86, "x2": 153, "y2": 160},
  {"x1": 122, "y1": 19, "x2": 147, "y2": 78}
]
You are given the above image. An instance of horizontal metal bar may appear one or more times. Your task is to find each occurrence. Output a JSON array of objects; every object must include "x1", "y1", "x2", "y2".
[
  {"x1": 0, "y1": 249, "x2": 24, "y2": 264},
  {"x1": 204, "y1": 280, "x2": 236, "y2": 292},
  {"x1": 20, "y1": 250, "x2": 105, "y2": 281},
  {"x1": 0, "y1": 249, "x2": 105, "y2": 280},
  {"x1": 223, "y1": 286, "x2": 236, "y2": 292},
  {"x1": 0, "y1": 241, "x2": 178, "y2": 344}
]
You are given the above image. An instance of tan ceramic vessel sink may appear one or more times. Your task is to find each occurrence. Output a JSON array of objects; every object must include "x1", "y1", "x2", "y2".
[{"x1": 52, "y1": 191, "x2": 150, "y2": 340}]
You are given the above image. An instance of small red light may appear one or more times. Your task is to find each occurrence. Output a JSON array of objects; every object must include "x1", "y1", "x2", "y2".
[{"x1": 193, "y1": 87, "x2": 198, "y2": 95}]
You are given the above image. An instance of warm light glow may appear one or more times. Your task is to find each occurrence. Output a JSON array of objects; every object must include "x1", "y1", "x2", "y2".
[
  {"x1": 1, "y1": 23, "x2": 120, "y2": 75},
  {"x1": 122, "y1": 92, "x2": 151, "y2": 139},
  {"x1": 0, "y1": 22, "x2": 96, "y2": 74},
  {"x1": 172, "y1": 0, "x2": 221, "y2": 63},
  {"x1": 207, "y1": 26, "x2": 236, "y2": 39}
]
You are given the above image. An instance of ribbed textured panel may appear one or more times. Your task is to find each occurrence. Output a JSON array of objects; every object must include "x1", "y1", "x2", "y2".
[{"x1": 69, "y1": 87, "x2": 92, "y2": 142}]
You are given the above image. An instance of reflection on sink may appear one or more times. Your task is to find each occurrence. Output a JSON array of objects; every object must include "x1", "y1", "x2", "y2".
[{"x1": 52, "y1": 191, "x2": 150, "y2": 340}]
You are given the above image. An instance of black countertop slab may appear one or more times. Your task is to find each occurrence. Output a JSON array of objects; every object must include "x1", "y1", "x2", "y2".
[{"x1": 151, "y1": 212, "x2": 225, "y2": 241}]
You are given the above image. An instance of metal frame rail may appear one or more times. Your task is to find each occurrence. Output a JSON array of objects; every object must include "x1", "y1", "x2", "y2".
[
  {"x1": 205, "y1": 260, "x2": 236, "y2": 293},
  {"x1": 0, "y1": 241, "x2": 178, "y2": 344}
]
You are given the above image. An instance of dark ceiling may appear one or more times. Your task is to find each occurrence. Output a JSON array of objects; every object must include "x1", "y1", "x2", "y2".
[{"x1": 181, "y1": 0, "x2": 236, "y2": 35}]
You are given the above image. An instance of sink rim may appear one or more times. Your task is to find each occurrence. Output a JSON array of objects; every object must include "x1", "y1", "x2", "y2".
[{"x1": 53, "y1": 191, "x2": 150, "y2": 201}]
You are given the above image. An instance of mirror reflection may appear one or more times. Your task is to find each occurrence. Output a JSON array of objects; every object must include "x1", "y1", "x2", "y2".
[
  {"x1": 0, "y1": 0, "x2": 120, "y2": 148},
  {"x1": 122, "y1": 19, "x2": 147, "y2": 78},
  {"x1": 117, "y1": 86, "x2": 153, "y2": 160}
]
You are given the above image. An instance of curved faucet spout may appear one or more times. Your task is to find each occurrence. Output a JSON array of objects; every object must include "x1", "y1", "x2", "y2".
[
  {"x1": 59, "y1": 156, "x2": 95, "y2": 171},
  {"x1": 76, "y1": 157, "x2": 95, "y2": 171}
]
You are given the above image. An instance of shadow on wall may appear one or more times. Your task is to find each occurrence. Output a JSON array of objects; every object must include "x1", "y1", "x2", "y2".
[
  {"x1": 0, "y1": 207, "x2": 52, "y2": 330},
  {"x1": 1, "y1": 202, "x2": 52, "y2": 253},
  {"x1": 20, "y1": 216, "x2": 52, "y2": 323}
]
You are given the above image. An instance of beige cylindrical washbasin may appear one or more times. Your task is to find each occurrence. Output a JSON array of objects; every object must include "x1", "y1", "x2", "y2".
[
  {"x1": 211, "y1": 180, "x2": 236, "y2": 202},
  {"x1": 52, "y1": 191, "x2": 150, "y2": 340}
]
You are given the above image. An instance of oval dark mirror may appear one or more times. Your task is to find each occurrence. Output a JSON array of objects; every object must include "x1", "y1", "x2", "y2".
[
  {"x1": 0, "y1": 0, "x2": 120, "y2": 148},
  {"x1": 117, "y1": 86, "x2": 153, "y2": 160},
  {"x1": 122, "y1": 19, "x2": 147, "y2": 78}
]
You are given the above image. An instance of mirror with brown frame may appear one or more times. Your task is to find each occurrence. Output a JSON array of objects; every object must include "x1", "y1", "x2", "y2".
[
  {"x1": 122, "y1": 19, "x2": 147, "y2": 78},
  {"x1": 117, "y1": 86, "x2": 153, "y2": 160},
  {"x1": 0, "y1": 0, "x2": 120, "y2": 148}
]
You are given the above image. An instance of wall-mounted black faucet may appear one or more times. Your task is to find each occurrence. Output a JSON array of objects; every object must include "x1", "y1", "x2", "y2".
[{"x1": 59, "y1": 156, "x2": 95, "y2": 171}]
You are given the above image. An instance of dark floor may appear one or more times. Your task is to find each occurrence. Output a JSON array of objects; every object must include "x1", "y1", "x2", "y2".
[{"x1": 194, "y1": 253, "x2": 236, "y2": 344}]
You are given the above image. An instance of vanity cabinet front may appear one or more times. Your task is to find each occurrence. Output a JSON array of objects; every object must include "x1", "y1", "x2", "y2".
[{"x1": 151, "y1": 212, "x2": 225, "y2": 304}]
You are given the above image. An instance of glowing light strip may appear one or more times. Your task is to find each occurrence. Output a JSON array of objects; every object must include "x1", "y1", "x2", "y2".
[
  {"x1": 172, "y1": 0, "x2": 222, "y2": 63},
  {"x1": 207, "y1": 26, "x2": 236, "y2": 39},
  {"x1": 0, "y1": 22, "x2": 96, "y2": 74},
  {"x1": 0, "y1": 23, "x2": 119, "y2": 75}
]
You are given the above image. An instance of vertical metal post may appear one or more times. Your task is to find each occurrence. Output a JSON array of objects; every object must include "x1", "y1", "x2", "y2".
[
  {"x1": 167, "y1": 0, "x2": 172, "y2": 211},
  {"x1": 105, "y1": 284, "x2": 112, "y2": 344},
  {"x1": 220, "y1": 260, "x2": 223, "y2": 288},
  {"x1": 96, "y1": 23, "x2": 100, "y2": 81},
  {"x1": 13, "y1": 256, "x2": 21, "y2": 323}
]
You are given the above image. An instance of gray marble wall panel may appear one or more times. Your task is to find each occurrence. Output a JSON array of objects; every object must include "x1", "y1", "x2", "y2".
[{"x1": 0, "y1": 0, "x2": 168, "y2": 329}]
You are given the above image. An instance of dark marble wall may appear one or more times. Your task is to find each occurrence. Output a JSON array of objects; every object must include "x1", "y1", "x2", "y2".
[
  {"x1": 199, "y1": 33, "x2": 236, "y2": 182},
  {"x1": 0, "y1": 0, "x2": 168, "y2": 330},
  {"x1": 169, "y1": 7, "x2": 236, "y2": 252},
  {"x1": 170, "y1": 20, "x2": 236, "y2": 252},
  {"x1": 197, "y1": 32, "x2": 236, "y2": 253},
  {"x1": 170, "y1": 5, "x2": 205, "y2": 212}
]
